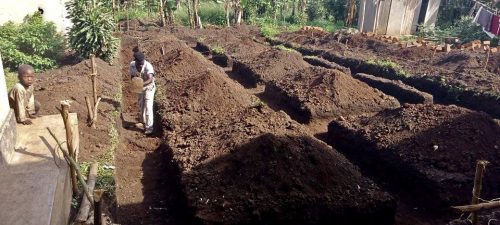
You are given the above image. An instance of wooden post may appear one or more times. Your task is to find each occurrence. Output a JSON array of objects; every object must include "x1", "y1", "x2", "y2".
[
  {"x1": 471, "y1": 160, "x2": 488, "y2": 225},
  {"x1": 94, "y1": 189, "x2": 104, "y2": 225},
  {"x1": 90, "y1": 55, "x2": 98, "y2": 106},
  {"x1": 90, "y1": 97, "x2": 102, "y2": 127},
  {"x1": 85, "y1": 96, "x2": 94, "y2": 123},
  {"x1": 453, "y1": 201, "x2": 500, "y2": 213},
  {"x1": 126, "y1": 1, "x2": 130, "y2": 31},
  {"x1": 484, "y1": 47, "x2": 491, "y2": 70},
  {"x1": 75, "y1": 162, "x2": 99, "y2": 222},
  {"x1": 59, "y1": 101, "x2": 79, "y2": 196},
  {"x1": 47, "y1": 128, "x2": 92, "y2": 204}
]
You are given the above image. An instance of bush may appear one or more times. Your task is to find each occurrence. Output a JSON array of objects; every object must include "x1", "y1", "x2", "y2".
[
  {"x1": 115, "y1": 8, "x2": 151, "y2": 21},
  {"x1": 0, "y1": 13, "x2": 65, "y2": 71},
  {"x1": 66, "y1": 0, "x2": 118, "y2": 62},
  {"x1": 417, "y1": 16, "x2": 488, "y2": 43},
  {"x1": 199, "y1": 2, "x2": 226, "y2": 26}
]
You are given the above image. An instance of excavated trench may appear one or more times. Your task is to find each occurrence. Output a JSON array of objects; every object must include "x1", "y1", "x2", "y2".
[
  {"x1": 267, "y1": 38, "x2": 500, "y2": 120},
  {"x1": 123, "y1": 32, "x2": 400, "y2": 224}
]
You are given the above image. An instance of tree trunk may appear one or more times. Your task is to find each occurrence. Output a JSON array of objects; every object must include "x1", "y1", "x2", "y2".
[
  {"x1": 224, "y1": 0, "x2": 231, "y2": 27},
  {"x1": 186, "y1": 0, "x2": 194, "y2": 28},
  {"x1": 165, "y1": 0, "x2": 175, "y2": 24},
  {"x1": 298, "y1": 0, "x2": 307, "y2": 14},
  {"x1": 234, "y1": 0, "x2": 242, "y2": 25},
  {"x1": 159, "y1": 0, "x2": 166, "y2": 27},
  {"x1": 192, "y1": 0, "x2": 202, "y2": 29},
  {"x1": 176, "y1": 0, "x2": 181, "y2": 8}
]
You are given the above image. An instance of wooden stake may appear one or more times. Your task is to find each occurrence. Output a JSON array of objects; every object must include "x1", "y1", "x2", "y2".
[
  {"x1": 90, "y1": 97, "x2": 102, "y2": 127},
  {"x1": 85, "y1": 97, "x2": 94, "y2": 124},
  {"x1": 484, "y1": 48, "x2": 491, "y2": 71},
  {"x1": 90, "y1": 55, "x2": 98, "y2": 106},
  {"x1": 59, "y1": 101, "x2": 79, "y2": 196},
  {"x1": 471, "y1": 160, "x2": 489, "y2": 225},
  {"x1": 75, "y1": 162, "x2": 99, "y2": 222},
  {"x1": 453, "y1": 201, "x2": 500, "y2": 213},
  {"x1": 94, "y1": 189, "x2": 104, "y2": 225},
  {"x1": 47, "y1": 128, "x2": 92, "y2": 204}
]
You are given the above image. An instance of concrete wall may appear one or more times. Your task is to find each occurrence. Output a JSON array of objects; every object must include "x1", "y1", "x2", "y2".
[
  {"x1": 0, "y1": 53, "x2": 16, "y2": 170},
  {"x1": 0, "y1": 53, "x2": 9, "y2": 124},
  {"x1": 423, "y1": 0, "x2": 441, "y2": 27},
  {"x1": 0, "y1": 0, "x2": 71, "y2": 33}
]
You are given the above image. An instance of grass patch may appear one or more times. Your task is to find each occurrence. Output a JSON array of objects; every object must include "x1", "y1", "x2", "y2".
[
  {"x1": 210, "y1": 44, "x2": 225, "y2": 55},
  {"x1": 367, "y1": 58, "x2": 410, "y2": 78},
  {"x1": 115, "y1": 8, "x2": 152, "y2": 22},
  {"x1": 274, "y1": 44, "x2": 301, "y2": 54}
]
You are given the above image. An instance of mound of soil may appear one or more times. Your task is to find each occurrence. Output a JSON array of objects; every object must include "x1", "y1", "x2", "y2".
[
  {"x1": 185, "y1": 133, "x2": 396, "y2": 225},
  {"x1": 147, "y1": 35, "x2": 397, "y2": 224},
  {"x1": 328, "y1": 104, "x2": 500, "y2": 207},
  {"x1": 35, "y1": 58, "x2": 121, "y2": 161},
  {"x1": 265, "y1": 67, "x2": 400, "y2": 123},
  {"x1": 232, "y1": 49, "x2": 309, "y2": 87},
  {"x1": 277, "y1": 30, "x2": 330, "y2": 48},
  {"x1": 353, "y1": 73, "x2": 433, "y2": 104}
]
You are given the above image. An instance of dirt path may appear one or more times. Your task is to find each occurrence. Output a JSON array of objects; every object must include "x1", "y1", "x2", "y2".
[{"x1": 114, "y1": 36, "x2": 197, "y2": 225}]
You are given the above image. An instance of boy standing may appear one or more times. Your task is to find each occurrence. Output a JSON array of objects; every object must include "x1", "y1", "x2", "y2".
[
  {"x1": 8, "y1": 64, "x2": 40, "y2": 125},
  {"x1": 129, "y1": 51, "x2": 156, "y2": 135}
]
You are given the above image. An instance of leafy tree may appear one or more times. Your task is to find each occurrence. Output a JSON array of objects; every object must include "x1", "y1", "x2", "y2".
[
  {"x1": 0, "y1": 13, "x2": 64, "y2": 71},
  {"x1": 66, "y1": 0, "x2": 118, "y2": 62}
]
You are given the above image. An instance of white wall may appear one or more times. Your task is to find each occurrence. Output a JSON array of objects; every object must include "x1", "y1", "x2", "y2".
[
  {"x1": 0, "y1": 0, "x2": 71, "y2": 33},
  {"x1": 0, "y1": 53, "x2": 10, "y2": 125}
]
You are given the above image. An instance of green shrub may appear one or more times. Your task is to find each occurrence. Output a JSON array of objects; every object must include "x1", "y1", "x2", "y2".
[
  {"x1": 66, "y1": 0, "x2": 118, "y2": 62},
  {"x1": 417, "y1": 16, "x2": 488, "y2": 43},
  {"x1": 210, "y1": 45, "x2": 225, "y2": 55},
  {"x1": 199, "y1": 2, "x2": 226, "y2": 26},
  {"x1": 115, "y1": 8, "x2": 151, "y2": 21},
  {"x1": 0, "y1": 13, "x2": 65, "y2": 71}
]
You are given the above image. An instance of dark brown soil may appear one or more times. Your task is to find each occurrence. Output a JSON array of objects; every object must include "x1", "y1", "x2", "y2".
[
  {"x1": 136, "y1": 33, "x2": 397, "y2": 224},
  {"x1": 276, "y1": 31, "x2": 500, "y2": 95},
  {"x1": 115, "y1": 33, "x2": 200, "y2": 225},
  {"x1": 185, "y1": 134, "x2": 396, "y2": 225},
  {"x1": 35, "y1": 58, "x2": 121, "y2": 162},
  {"x1": 353, "y1": 73, "x2": 434, "y2": 104},
  {"x1": 265, "y1": 67, "x2": 400, "y2": 123},
  {"x1": 232, "y1": 49, "x2": 309, "y2": 87},
  {"x1": 328, "y1": 104, "x2": 500, "y2": 208}
]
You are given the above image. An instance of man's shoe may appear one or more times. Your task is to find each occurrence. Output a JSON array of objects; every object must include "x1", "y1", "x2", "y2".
[{"x1": 144, "y1": 129, "x2": 153, "y2": 135}]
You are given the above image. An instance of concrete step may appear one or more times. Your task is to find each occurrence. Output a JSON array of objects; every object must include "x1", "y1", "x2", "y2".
[{"x1": 0, "y1": 113, "x2": 78, "y2": 225}]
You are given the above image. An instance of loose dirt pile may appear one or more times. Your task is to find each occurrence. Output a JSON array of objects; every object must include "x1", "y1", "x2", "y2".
[
  {"x1": 134, "y1": 33, "x2": 397, "y2": 224},
  {"x1": 185, "y1": 133, "x2": 396, "y2": 225},
  {"x1": 328, "y1": 104, "x2": 500, "y2": 207},
  {"x1": 35, "y1": 58, "x2": 121, "y2": 161},
  {"x1": 232, "y1": 49, "x2": 309, "y2": 87},
  {"x1": 265, "y1": 67, "x2": 400, "y2": 123}
]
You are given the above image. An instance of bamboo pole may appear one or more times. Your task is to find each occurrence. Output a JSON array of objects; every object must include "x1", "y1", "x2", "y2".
[
  {"x1": 47, "y1": 128, "x2": 92, "y2": 204},
  {"x1": 59, "y1": 101, "x2": 79, "y2": 195},
  {"x1": 453, "y1": 201, "x2": 500, "y2": 213},
  {"x1": 90, "y1": 55, "x2": 98, "y2": 106},
  {"x1": 90, "y1": 97, "x2": 102, "y2": 127},
  {"x1": 85, "y1": 97, "x2": 94, "y2": 126},
  {"x1": 75, "y1": 162, "x2": 99, "y2": 222},
  {"x1": 470, "y1": 160, "x2": 489, "y2": 225},
  {"x1": 94, "y1": 189, "x2": 104, "y2": 225}
]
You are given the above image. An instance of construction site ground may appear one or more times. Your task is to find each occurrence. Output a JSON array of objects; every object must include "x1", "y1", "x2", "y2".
[{"x1": 30, "y1": 24, "x2": 500, "y2": 225}]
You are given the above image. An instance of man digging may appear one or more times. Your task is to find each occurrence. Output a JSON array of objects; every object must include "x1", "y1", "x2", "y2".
[
  {"x1": 8, "y1": 64, "x2": 40, "y2": 125},
  {"x1": 129, "y1": 51, "x2": 156, "y2": 135}
]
